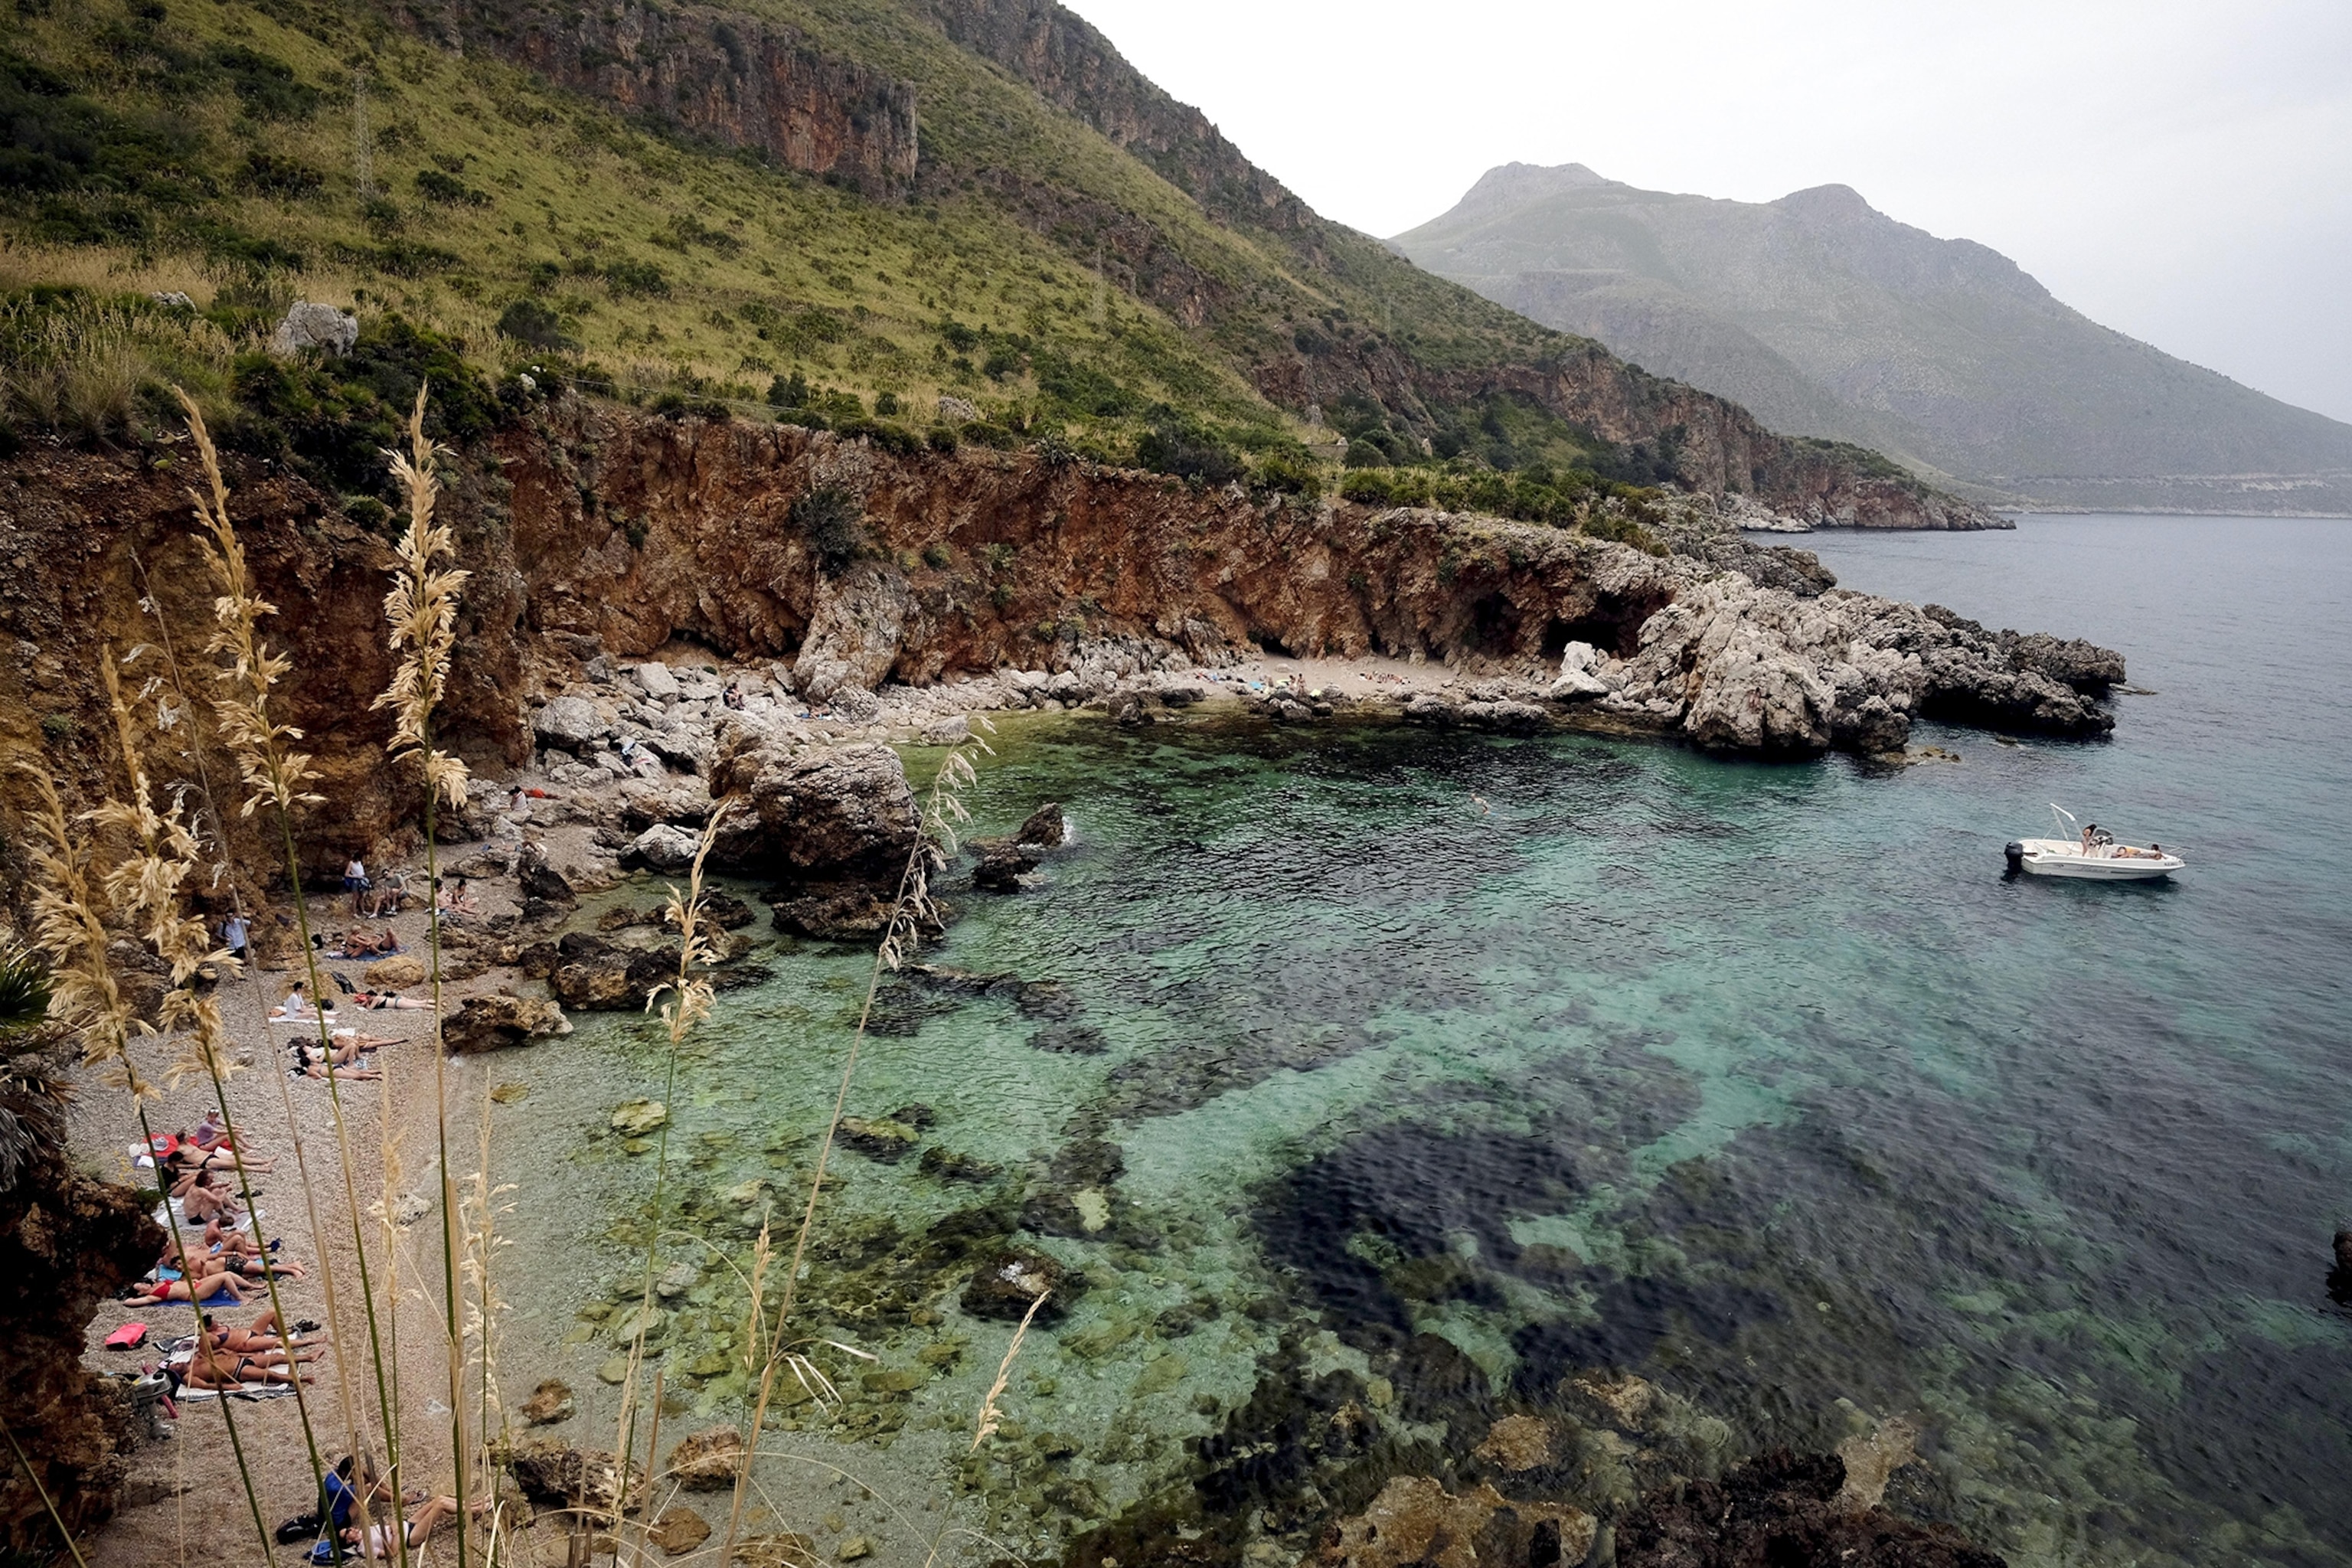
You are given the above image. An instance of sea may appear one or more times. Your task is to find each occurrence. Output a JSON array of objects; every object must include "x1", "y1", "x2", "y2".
[{"x1": 481, "y1": 513, "x2": 2352, "y2": 1568}]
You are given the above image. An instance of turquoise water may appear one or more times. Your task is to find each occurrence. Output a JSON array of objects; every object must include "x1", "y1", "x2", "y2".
[{"x1": 496, "y1": 514, "x2": 2352, "y2": 1567}]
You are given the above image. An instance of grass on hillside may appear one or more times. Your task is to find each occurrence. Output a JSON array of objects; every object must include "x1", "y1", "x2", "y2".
[{"x1": 1, "y1": 0, "x2": 1680, "y2": 517}]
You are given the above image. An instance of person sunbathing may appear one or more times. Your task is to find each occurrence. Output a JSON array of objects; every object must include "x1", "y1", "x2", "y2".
[
  {"x1": 350, "y1": 991, "x2": 434, "y2": 1011},
  {"x1": 292, "y1": 1044, "x2": 382, "y2": 1083},
  {"x1": 178, "y1": 1174, "x2": 242, "y2": 1226},
  {"x1": 338, "y1": 928, "x2": 401, "y2": 959},
  {"x1": 195, "y1": 1316, "x2": 321, "y2": 1367},
  {"x1": 126, "y1": 1268, "x2": 247, "y2": 1306},
  {"x1": 165, "y1": 1139, "x2": 272, "y2": 1176},
  {"x1": 341, "y1": 1492, "x2": 485, "y2": 1556},
  {"x1": 181, "y1": 1339, "x2": 310, "y2": 1390}
]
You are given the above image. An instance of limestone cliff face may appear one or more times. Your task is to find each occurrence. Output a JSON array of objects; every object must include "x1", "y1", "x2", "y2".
[{"x1": 407, "y1": 0, "x2": 920, "y2": 190}]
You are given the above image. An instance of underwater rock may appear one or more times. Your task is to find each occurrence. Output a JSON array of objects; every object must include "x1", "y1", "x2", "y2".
[
  {"x1": 704, "y1": 891, "x2": 758, "y2": 929},
  {"x1": 651, "y1": 1505, "x2": 710, "y2": 1556},
  {"x1": 663, "y1": 1426, "x2": 743, "y2": 1491},
  {"x1": 1393, "y1": 1332, "x2": 1491, "y2": 1424},
  {"x1": 520, "y1": 1379, "x2": 576, "y2": 1426},
  {"x1": 962, "y1": 1247, "x2": 1076, "y2": 1322},
  {"x1": 1315, "y1": 1476, "x2": 1594, "y2": 1568},
  {"x1": 1835, "y1": 1417, "x2": 1920, "y2": 1513},
  {"x1": 1015, "y1": 802, "x2": 1067, "y2": 847},
  {"x1": 1612, "y1": 1449, "x2": 2007, "y2": 1568},
  {"x1": 890, "y1": 1102, "x2": 939, "y2": 1130},
  {"x1": 1027, "y1": 1023, "x2": 1109, "y2": 1055},
  {"x1": 2330, "y1": 1230, "x2": 2352, "y2": 1305},
  {"x1": 1473, "y1": 1414, "x2": 1557, "y2": 1474},
  {"x1": 917, "y1": 1146, "x2": 1000, "y2": 1183},
  {"x1": 1566, "y1": 1371, "x2": 1658, "y2": 1433},
  {"x1": 838, "y1": 1116, "x2": 920, "y2": 1161},
  {"x1": 835, "y1": 1535, "x2": 874, "y2": 1561},
  {"x1": 443, "y1": 993, "x2": 572, "y2": 1054},
  {"x1": 611, "y1": 1099, "x2": 668, "y2": 1135}
]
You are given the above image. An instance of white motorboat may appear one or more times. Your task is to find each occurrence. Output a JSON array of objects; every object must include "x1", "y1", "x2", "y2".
[{"x1": 2006, "y1": 805, "x2": 2182, "y2": 880}]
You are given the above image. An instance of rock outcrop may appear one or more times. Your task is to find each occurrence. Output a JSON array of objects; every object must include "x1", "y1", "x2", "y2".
[
  {"x1": 0, "y1": 1057, "x2": 164, "y2": 1555},
  {"x1": 707, "y1": 733, "x2": 918, "y2": 886},
  {"x1": 443, "y1": 993, "x2": 573, "y2": 1054},
  {"x1": 1613, "y1": 1449, "x2": 2007, "y2": 1568},
  {"x1": 1316, "y1": 1475, "x2": 1595, "y2": 1568}
]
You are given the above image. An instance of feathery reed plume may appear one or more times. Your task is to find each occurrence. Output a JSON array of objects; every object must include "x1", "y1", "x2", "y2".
[
  {"x1": 120, "y1": 549, "x2": 350, "y2": 1555},
  {"x1": 15, "y1": 736, "x2": 275, "y2": 1560},
  {"x1": 971, "y1": 1290, "x2": 1046, "y2": 1452},
  {"x1": 609, "y1": 805, "x2": 733, "y2": 1555},
  {"x1": 172, "y1": 387, "x2": 400, "y2": 1559},
  {"x1": 372, "y1": 382, "x2": 475, "y2": 1567},
  {"x1": 722, "y1": 727, "x2": 992, "y2": 1562}
]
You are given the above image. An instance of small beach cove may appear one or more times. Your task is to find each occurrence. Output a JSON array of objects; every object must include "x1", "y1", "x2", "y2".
[{"x1": 66, "y1": 513, "x2": 2352, "y2": 1568}]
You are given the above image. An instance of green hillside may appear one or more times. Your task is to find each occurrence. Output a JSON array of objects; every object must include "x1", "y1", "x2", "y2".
[{"x1": 0, "y1": 0, "x2": 1954, "y2": 519}]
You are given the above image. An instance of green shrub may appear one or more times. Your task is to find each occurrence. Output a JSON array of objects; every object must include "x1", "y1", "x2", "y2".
[
  {"x1": 230, "y1": 313, "x2": 498, "y2": 492},
  {"x1": 961, "y1": 420, "x2": 1016, "y2": 450},
  {"x1": 38, "y1": 712, "x2": 74, "y2": 744},
  {"x1": 1253, "y1": 453, "x2": 1322, "y2": 498},
  {"x1": 766, "y1": 369, "x2": 810, "y2": 410},
  {"x1": 495, "y1": 298, "x2": 577, "y2": 352},
  {"x1": 239, "y1": 150, "x2": 322, "y2": 198},
  {"x1": 920, "y1": 541, "x2": 952, "y2": 569},
  {"x1": 792, "y1": 485, "x2": 865, "y2": 577},
  {"x1": 835, "y1": 417, "x2": 919, "y2": 456},
  {"x1": 415, "y1": 168, "x2": 492, "y2": 207},
  {"x1": 925, "y1": 424, "x2": 959, "y2": 453},
  {"x1": 1136, "y1": 420, "x2": 1241, "y2": 485},
  {"x1": 873, "y1": 390, "x2": 900, "y2": 416},
  {"x1": 0, "y1": 946, "x2": 51, "y2": 1031},
  {"x1": 600, "y1": 259, "x2": 671, "y2": 299}
]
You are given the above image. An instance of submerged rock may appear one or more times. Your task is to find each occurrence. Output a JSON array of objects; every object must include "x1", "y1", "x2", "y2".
[
  {"x1": 962, "y1": 1247, "x2": 1076, "y2": 1322},
  {"x1": 650, "y1": 1506, "x2": 710, "y2": 1556},
  {"x1": 838, "y1": 1116, "x2": 920, "y2": 1161},
  {"x1": 2330, "y1": 1230, "x2": 2352, "y2": 1305},
  {"x1": 1612, "y1": 1449, "x2": 2007, "y2": 1567},
  {"x1": 1315, "y1": 1475, "x2": 1594, "y2": 1568}
]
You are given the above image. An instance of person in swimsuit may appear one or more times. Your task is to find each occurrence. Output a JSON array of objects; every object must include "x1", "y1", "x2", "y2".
[
  {"x1": 181, "y1": 1337, "x2": 310, "y2": 1390},
  {"x1": 125, "y1": 1269, "x2": 247, "y2": 1307}
]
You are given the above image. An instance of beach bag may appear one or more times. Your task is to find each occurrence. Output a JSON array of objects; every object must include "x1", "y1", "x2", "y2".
[
  {"x1": 103, "y1": 1322, "x2": 147, "y2": 1350},
  {"x1": 275, "y1": 1511, "x2": 322, "y2": 1544}
]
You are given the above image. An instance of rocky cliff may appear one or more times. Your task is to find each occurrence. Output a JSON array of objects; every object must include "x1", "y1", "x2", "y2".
[
  {"x1": 0, "y1": 1054, "x2": 163, "y2": 1557},
  {"x1": 0, "y1": 402, "x2": 2109, "y2": 875},
  {"x1": 402, "y1": 0, "x2": 920, "y2": 190}
]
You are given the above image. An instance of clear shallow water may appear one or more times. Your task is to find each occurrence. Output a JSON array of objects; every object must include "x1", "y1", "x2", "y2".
[{"x1": 494, "y1": 514, "x2": 2352, "y2": 1568}]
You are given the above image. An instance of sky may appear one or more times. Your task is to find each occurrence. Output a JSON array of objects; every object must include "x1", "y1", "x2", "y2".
[{"x1": 1062, "y1": 0, "x2": 2352, "y2": 427}]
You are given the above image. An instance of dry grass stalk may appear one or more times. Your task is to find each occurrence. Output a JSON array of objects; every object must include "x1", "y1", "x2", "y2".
[
  {"x1": 971, "y1": 1289, "x2": 1047, "y2": 1452},
  {"x1": 606, "y1": 807, "x2": 733, "y2": 1560},
  {"x1": 173, "y1": 387, "x2": 404, "y2": 1557},
  {"x1": 720, "y1": 730, "x2": 991, "y2": 1563},
  {"x1": 372, "y1": 382, "x2": 475, "y2": 1567}
]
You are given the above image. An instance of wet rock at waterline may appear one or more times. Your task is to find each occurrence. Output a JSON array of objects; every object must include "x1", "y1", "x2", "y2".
[
  {"x1": 972, "y1": 841, "x2": 1043, "y2": 891},
  {"x1": 1016, "y1": 802, "x2": 1067, "y2": 847},
  {"x1": 708, "y1": 735, "x2": 918, "y2": 884},
  {"x1": 838, "y1": 1116, "x2": 921, "y2": 1161},
  {"x1": 1612, "y1": 1449, "x2": 2007, "y2": 1568},
  {"x1": 443, "y1": 992, "x2": 573, "y2": 1054},
  {"x1": 550, "y1": 933, "x2": 679, "y2": 1010},
  {"x1": 2330, "y1": 1230, "x2": 2352, "y2": 1305},
  {"x1": 962, "y1": 1247, "x2": 1076, "y2": 1321},
  {"x1": 771, "y1": 885, "x2": 899, "y2": 942},
  {"x1": 501, "y1": 1441, "x2": 645, "y2": 1517}
]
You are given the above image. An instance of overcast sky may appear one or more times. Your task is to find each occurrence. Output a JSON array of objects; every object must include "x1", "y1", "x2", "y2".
[{"x1": 1062, "y1": 0, "x2": 2352, "y2": 427}]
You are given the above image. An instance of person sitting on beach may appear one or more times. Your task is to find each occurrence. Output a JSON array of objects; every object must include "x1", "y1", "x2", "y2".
[
  {"x1": 340, "y1": 1492, "x2": 484, "y2": 1556},
  {"x1": 434, "y1": 876, "x2": 481, "y2": 919},
  {"x1": 175, "y1": 1170, "x2": 243, "y2": 1226},
  {"x1": 271, "y1": 982, "x2": 333, "y2": 1021},
  {"x1": 191, "y1": 1111, "x2": 234, "y2": 1153},
  {"x1": 723, "y1": 680, "x2": 746, "y2": 710},
  {"x1": 196, "y1": 1312, "x2": 321, "y2": 1367}
]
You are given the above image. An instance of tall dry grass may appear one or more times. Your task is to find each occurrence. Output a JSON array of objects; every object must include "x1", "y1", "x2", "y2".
[{"x1": 0, "y1": 299, "x2": 237, "y2": 441}]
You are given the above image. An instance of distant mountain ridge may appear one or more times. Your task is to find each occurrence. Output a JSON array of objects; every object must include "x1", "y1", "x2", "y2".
[{"x1": 1394, "y1": 163, "x2": 2352, "y2": 514}]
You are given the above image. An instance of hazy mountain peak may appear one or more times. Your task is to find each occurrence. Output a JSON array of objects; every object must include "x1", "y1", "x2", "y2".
[{"x1": 1393, "y1": 163, "x2": 2352, "y2": 512}]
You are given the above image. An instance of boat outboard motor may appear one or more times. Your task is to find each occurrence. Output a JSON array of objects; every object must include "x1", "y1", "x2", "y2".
[{"x1": 2004, "y1": 841, "x2": 2026, "y2": 875}]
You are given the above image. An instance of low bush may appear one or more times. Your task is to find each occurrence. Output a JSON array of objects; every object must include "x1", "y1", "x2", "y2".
[{"x1": 792, "y1": 485, "x2": 865, "y2": 577}]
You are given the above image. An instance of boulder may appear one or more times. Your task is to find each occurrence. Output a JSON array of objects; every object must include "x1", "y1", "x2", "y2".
[
  {"x1": 770, "y1": 887, "x2": 897, "y2": 942},
  {"x1": 551, "y1": 935, "x2": 678, "y2": 1011},
  {"x1": 267, "y1": 300, "x2": 358, "y2": 357},
  {"x1": 443, "y1": 993, "x2": 571, "y2": 1054},
  {"x1": 518, "y1": 842, "x2": 577, "y2": 906},
  {"x1": 363, "y1": 955, "x2": 426, "y2": 991},
  {"x1": 936, "y1": 394, "x2": 979, "y2": 423},
  {"x1": 632, "y1": 662, "x2": 681, "y2": 700},
  {"x1": 2330, "y1": 1230, "x2": 2352, "y2": 1305},
  {"x1": 502, "y1": 1442, "x2": 644, "y2": 1517},
  {"x1": 519, "y1": 1379, "x2": 575, "y2": 1426},
  {"x1": 1014, "y1": 803, "x2": 1066, "y2": 848},
  {"x1": 962, "y1": 1247, "x2": 1076, "y2": 1323},
  {"x1": 624, "y1": 824, "x2": 701, "y2": 874},
  {"x1": 920, "y1": 714, "x2": 971, "y2": 746},
  {"x1": 709, "y1": 736, "x2": 917, "y2": 885},
  {"x1": 662, "y1": 1426, "x2": 743, "y2": 1491},
  {"x1": 795, "y1": 563, "x2": 914, "y2": 702},
  {"x1": 533, "y1": 695, "x2": 605, "y2": 751}
]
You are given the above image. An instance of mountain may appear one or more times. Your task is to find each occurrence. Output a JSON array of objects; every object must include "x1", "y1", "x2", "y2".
[
  {"x1": 1393, "y1": 162, "x2": 2352, "y2": 514},
  {"x1": 0, "y1": 0, "x2": 1985, "y2": 527}
]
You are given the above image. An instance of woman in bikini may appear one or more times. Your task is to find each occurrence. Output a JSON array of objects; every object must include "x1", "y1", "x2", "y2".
[
  {"x1": 126, "y1": 1267, "x2": 247, "y2": 1307},
  {"x1": 181, "y1": 1337, "x2": 311, "y2": 1390}
]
